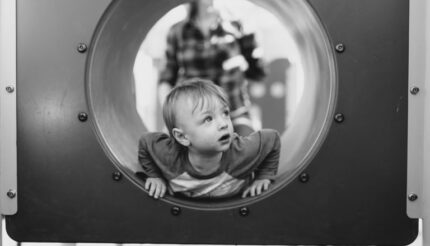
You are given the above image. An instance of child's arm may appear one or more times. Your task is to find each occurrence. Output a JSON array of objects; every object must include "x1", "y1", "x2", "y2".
[
  {"x1": 138, "y1": 134, "x2": 166, "y2": 178},
  {"x1": 138, "y1": 134, "x2": 172, "y2": 199},
  {"x1": 228, "y1": 129, "x2": 281, "y2": 198},
  {"x1": 242, "y1": 179, "x2": 271, "y2": 198},
  {"x1": 145, "y1": 177, "x2": 167, "y2": 199},
  {"x1": 241, "y1": 130, "x2": 280, "y2": 198},
  {"x1": 253, "y1": 130, "x2": 281, "y2": 181}
]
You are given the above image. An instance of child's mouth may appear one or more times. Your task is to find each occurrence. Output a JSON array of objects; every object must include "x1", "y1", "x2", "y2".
[{"x1": 218, "y1": 133, "x2": 231, "y2": 143}]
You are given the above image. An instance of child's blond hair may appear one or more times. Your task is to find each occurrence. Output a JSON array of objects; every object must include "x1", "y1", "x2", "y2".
[{"x1": 163, "y1": 78, "x2": 230, "y2": 137}]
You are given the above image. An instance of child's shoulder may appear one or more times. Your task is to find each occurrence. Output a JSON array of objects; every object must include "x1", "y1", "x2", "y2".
[
  {"x1": 139, "y1": 132, "x2": 174, "y2": 148},
  {"x1": 140, "y1": 131, "x2": 169, "y2": 141},
  {"x1": 139, "y1": 131, "x2": 182, "y2": 160},
  {"x1": 235, "y1": 129, "x2": 280, "y2": 143},
  {"x1": 229, "y1": 129, "x2": 280, "y2": 155},
  {"x1": 224, "y1": 129, "x2": 280, "y2": 176},
  {"x1": 258, "y1": 129, "x2": 281, "y2": 148},
  {"x1": 257, "y1": 129, "x2": 280, "y2": 137}
]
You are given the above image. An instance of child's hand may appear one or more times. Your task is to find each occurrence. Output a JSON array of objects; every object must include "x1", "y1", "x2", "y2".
[
  {"x1": 242, "y1": 179, "x2": 271, "y2": 198},
  {"x1": 145, "y1": 177, "x2": 167, "y2": 199}
]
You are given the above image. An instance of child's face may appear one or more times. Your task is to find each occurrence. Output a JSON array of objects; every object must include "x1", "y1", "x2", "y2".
[{"x1": 174, "y1": 95, "x2": 234, "y2": 154}]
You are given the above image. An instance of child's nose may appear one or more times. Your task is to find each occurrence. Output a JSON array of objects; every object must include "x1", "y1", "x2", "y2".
[{"x1": 218, "y1": 117, "x2": 228, "y2": 130}]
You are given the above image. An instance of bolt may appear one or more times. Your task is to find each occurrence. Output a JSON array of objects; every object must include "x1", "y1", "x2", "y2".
[
  {"x1": 171, "y1": 206, "x2": 181, "y2": 216},
  {"x1": 7, "y1": 189, "x2": 16, "y2": 199},
  {"x1": 77, "y1": 43, "x2": 87, "y2": 53},
  {"x1": 410, "y1": 86, "x2": 420, "y2": 95},
  {"x1": 112, "y1": 171, "x2": 122, "y2": 181},
  {"x1": 78, "y1": 112, "x2": 88, "y2": 122},
  {"x1": 239, "y1": 207, "x2": 249, "y2": 217},
  {"x1": 335, "y1": 43, "x2": 345, "y2": 53},
  {"x1": 408, "y1": 193, "x2": 418, "y2": 202},
  {"x1": 299, "y1": 173, "x2": 310, "y2": 183},
  {"x1": 334, "y1": 113, "x2": 345, "y2": 123},
  {"x1": 5, "y1": 86, "x2": 14, "y2": 93}
]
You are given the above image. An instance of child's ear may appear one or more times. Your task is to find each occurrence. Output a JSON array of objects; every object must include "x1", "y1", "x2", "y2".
[{"x1": 172, "y1": 128, "x2": 190, "y2": 147}]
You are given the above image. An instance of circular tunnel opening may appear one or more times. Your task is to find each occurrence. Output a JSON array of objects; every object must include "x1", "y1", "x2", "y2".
[{"x1": 87, "y1": 0, "x2": 337, "y2": 210}]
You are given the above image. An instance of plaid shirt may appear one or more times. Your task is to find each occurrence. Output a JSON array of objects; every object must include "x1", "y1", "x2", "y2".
[{"x1": 159, "y1": 19, "x2": 266, "y2": 115}]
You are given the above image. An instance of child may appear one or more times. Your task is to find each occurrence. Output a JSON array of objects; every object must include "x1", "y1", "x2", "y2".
[{"x1": 138, "y1": 78, "x2": 280, "y2": 199}]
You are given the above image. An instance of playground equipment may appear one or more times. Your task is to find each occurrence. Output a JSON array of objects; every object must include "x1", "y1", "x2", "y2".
[{"x1": 0, "y1": 0, "x2": 428, "y2": 245}]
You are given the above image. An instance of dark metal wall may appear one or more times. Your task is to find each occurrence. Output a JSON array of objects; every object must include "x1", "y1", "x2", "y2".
[{"x1": 7, "y1": 0, "x2": 416, "y2": 244}]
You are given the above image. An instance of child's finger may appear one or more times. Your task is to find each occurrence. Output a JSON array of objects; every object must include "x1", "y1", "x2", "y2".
[
  {"x1": 153, "y1": 185, "x2": 161, "y2": 199},
  {"x1": 148, "y1": 183, "x2": 156, "y2": 197},
  {"x1": 160, "y1": 184, "x2": 166, "y2": 198},
  {"x1": 144, "y1": 180, "x2": 150, "y2": 190},
  {"x1": 156, "y1": 183, "x2": 164, "y2": 199},
  {"x1": 262, "y1": 181, "x2": 269, "y2": 191},
  {"x1": 250, "y1": 187, "x2": 256, "y2": 197},
  {"x1": 242, "y1": 189, "x2": 247, "y2": 198},
  {"x1": 242, "y1": 188, "x2": 250, "y2": 198},
  {"x1": 256, "y1": 184, "x2": 263, "y2": 195}
]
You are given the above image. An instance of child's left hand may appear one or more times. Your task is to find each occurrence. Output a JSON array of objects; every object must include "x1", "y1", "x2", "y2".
[{"x1": 242, "y1": 179, "x2": 271, "y2": 198}]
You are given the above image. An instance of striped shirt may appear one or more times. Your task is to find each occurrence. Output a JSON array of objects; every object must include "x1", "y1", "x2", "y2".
[{"x1": 138, "y1": 130, "x2": 280, "y2": 198}]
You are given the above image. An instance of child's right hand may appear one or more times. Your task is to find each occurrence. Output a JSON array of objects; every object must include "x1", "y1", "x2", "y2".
[
  {"x1": 242, "y1": 179, "x2": 271, "y2": 198},
  {"x1": 145, "y1": 177, "x2": 167, "y2": 199}
]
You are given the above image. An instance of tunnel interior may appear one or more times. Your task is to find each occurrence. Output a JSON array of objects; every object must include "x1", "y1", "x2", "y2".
[{"x1": 86, "y1": 0, "x2": 337, "y2": 210}]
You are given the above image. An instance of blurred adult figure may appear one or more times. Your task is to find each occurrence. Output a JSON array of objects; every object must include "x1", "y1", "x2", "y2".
[{"x1": 158, "y1": 0, "x2": 266, "y2": 136}]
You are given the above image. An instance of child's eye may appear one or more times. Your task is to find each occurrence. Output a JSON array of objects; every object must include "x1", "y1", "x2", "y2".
[
  {"x1": 223, "y1": 110, "x2": 230, "y2": 117},
  {"x1": 204, "y1": 116, "x2": 213, "y2": 123}
]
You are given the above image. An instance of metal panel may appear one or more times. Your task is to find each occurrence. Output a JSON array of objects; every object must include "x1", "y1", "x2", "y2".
[
  {"x1": 0, "y1": 0, "x2": 18, "y2": 215},
  {"x1": 5, "y1": 0, "x2": 417, "y2": 244},
  {"x1": 407, "y1": 0, "x2": 426, "y2": 219},
  {"x1": 407, "y1": 0, "x2": 430, "y2": 244}
]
